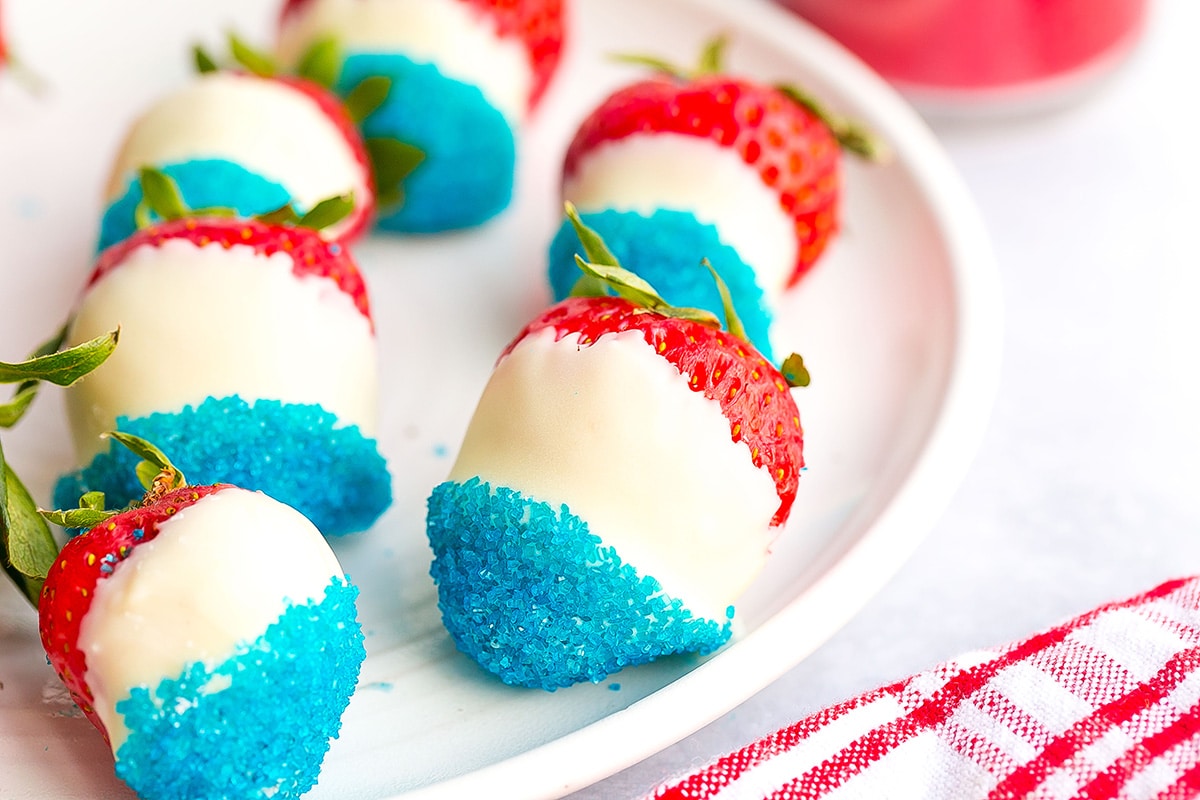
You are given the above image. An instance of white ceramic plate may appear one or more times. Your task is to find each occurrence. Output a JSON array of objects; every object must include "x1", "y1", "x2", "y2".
[{"x1": 0, "y1": 0, "x2": 1001, "y2": 797}]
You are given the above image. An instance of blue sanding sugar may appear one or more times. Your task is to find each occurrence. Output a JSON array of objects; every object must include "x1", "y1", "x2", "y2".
[
  {"x1": 97, "y1": 159, "x2": 294, "y2": 252},
  {"x1": 425, "y1": 478, "x2": 733, "y2": 691},
  {"x1": 337, "y1": 52, "x2": 516, "y2": 233},
  {"x1": 54, "y1": 396, "x2": 392, "y2": 537},
  {"x1": 548, "y1": 208, "x2": 777, "y2": 361},
  {"x1": 112, "y1": 577, "x2": 365, "y2": 800}
]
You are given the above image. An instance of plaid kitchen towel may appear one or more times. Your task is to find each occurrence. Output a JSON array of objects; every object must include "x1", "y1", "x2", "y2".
[{"x1": 651, "y1": 576, "x2": 1200, "y2": 800}]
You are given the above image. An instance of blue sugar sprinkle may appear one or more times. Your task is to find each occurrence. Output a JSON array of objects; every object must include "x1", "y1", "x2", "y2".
[
  {"x1": 425, "y1": 478, "x2": 732, "y2": 691},
  {"x1": 336, "y1": 52, "x2": 516, "y2": 233},
  {"x1": 608, "y1": 683, "x2": 621, "y2": 691},
  {"x1": 97, "y1": 159, "x2": 293, "y2": 252},
  {"x1": 55, "y1": 396, "x2": 392, "y2": 537},
  {"x1": 547, "y1": 208, "x2": 777, "y2": 360},
  {"x1": 112, "y1": 578, "x2": 364, "y2": 800}
]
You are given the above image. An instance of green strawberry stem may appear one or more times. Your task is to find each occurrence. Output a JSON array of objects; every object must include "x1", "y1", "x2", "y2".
[
  {"x1": 1, "y1": 328, "x2": 119, "y2": 608},
  {"x1": 296, "y1": 36, "x2": 341, "y2": 90},
  {"x1": 611, "y1": 32, "x2": 730, "y2": 80},
  {"x1": 134, "y1": 166, "x2": 355, "y2": 233}
]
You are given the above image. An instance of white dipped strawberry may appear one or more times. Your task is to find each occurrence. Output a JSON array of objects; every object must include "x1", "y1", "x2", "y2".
[
  {"x1": 548, "y1": 37, "x2": 882, "y2": 360},
  {"x1": 37, "y1": 437, "x2": 365, "y2": 800},
  {"x1": 97, "y1": 39, "x2": 376, "y2": 252},
  {"x1": 275, "y1": 0, "x2": 566, "y2": 232},
  {"x1": 426, "y1": 208, "x2": 808, "y2": 689},
  {"x1": 58, "y1": 174, "x2": 391, "y2": 537}
]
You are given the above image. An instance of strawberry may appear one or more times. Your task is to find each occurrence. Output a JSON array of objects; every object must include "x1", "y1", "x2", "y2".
[
  {"x1": 36, "y1": 435, "x2": 365, "y2": 800},
  {"x1": 426, "y1": 206, "x2": 808, "y2": 689},
  {"x1": 58, "y1": 170, "x2": 392, "y2": 538},
  {"x1": 548, "y1": 36, "x2": 883, "y2": 360},
  {"x1": 0, "y1": 0, "x2": 8, "y2": 71},
  {"x1": 276, "y1": 0, "x2": 567, "y2": 232},
  {"x1": 97, "y1": 35, "x2": 379, "y2": 252}
]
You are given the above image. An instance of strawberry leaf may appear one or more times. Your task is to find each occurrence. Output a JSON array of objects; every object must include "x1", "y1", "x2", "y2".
[
  {"x1": 609, "y1": 52, "x2": 686, "y2": 79},
  {"x1": 696, "y1": 33, "x2": 728, "y2": 76},
  {"x1": 228, "y1": 32, "x2": 276, "y2": 77},
  {"x1": 564, "y1": 202, "x2": 620, "y2": 267},
  {"x1": 0, "y1": 328, "x2": 118, "y2": 387},
  {"x1": 1, "y1": 324, "x2": 68, "y2": 428},
  {"x1": 297, "y1": 36, "x2": 341, "y2": 89},
  {"x1": 564, "y1": 203, "x2": 722, "y2": 327},
  {"x1": 255, "y1": 203, "x2": 303, "y2": 226},
  {"x1": 38, "y1": 491, "x2": 114, "y2": 532},
  {"x1": 105, "y1": 431, "x2": 187, "y2": 496},
  {"x1": 194, "y1": 44, "x2": 219, "y2": 74},
  {"x1": 345, "y1": 75, "x2": 391, "y2": 124},
  {"x1": 366, "y1": 137, "x2": 424, "y2": 210},
  {"x1": 574, "y1": 257, "x2": 721, "y2": 328},
  {"x1": 701, "y1": 258, "x2": 748, "y2": 342},
  {"x1": 780, "y1": 353, "x2": 811, "y2": 388},
  {"x1": 611, "y1": 34, "x2": 728, "y2": 80},
  {"x1": 0, "y1": 439, "x2": 57, "y2": 608},
  {"x1": 137, "y1": 166, "x2": 189, "y2": 223},
  {"x1": 297, "y1": 192, "x2": 355, "y2": 231},
  {"x1": 0, "y1": 384, "x2": 36, "y2": 428}
]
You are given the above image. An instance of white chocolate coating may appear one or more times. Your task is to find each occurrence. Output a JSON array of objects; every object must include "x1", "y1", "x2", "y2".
[
  {"x1": 65, "y1": 238, "x2": 378, "y2": 460},
  {"x1": 277, "y1": 0, "x2": 531, "y2": 121},
  {"x1": 78, "y1": 487, "x2": 344, "y2": 751},
  {"x1": 106, "y1": 72, "x2": 367, "y2": 238},
  {"x1": 449, "y1": 328, "x2": 780, "y2": 622},
  {"x1": 564, "y1": 133, "x2": 799, "y2": 300}
]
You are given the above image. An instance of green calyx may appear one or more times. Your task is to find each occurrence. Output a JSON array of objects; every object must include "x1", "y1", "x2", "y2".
[
  {"x1": 1, "y1": 327, "x2": 119, "y2": 608},
  {"x1": 134, "y1": 166, "x2": 356, "y2": 233},
  {"x1": 562, "y1": 203, "x2": 813, "y2": 389},
  {"x1": 194, "y1": 32, "x2": 278, "y2": 79},
  {"x1": 366, "y1": 137, "x2": 425, "y2": 211},
  {"x1": 611, "y1": 33, "x2": 730, "y2": 80},
  {"x1": 564, "y1": 201, "x2": 732, "y2": 331},
  {"x1": 38, "y1": 433, "x2": 188, "y2": 552}
]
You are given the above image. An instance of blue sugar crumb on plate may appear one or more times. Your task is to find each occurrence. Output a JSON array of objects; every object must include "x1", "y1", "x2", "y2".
[
  {"x1": 425, "y1": 478, "x2": 733, "y2": 691},
  {"x1": 54, "y1": 396, "x2": 392, "y2": 537},
  {"x1": 547, "y1": 208, "x2": 777, "y2": 361},
  {"x1": 337, "y1": 52, "x2": 516, "y2": 233},
  {"x1": 113, "y1": 578, "x2": 364, "y2": 800},
  {"x1": 97, "y1": 159, "x2": 294, "y2": 252}
]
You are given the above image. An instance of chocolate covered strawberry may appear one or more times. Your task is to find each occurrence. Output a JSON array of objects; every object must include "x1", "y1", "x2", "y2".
[
  {"x1": 58, "y1": 171, "x2": 391, "y2": 537},
  {"x1": 36, "y1": 435, "x2": 365, "y2": 800},
  {"x1": 427, "y1": 207, "x2": 808, "y2": 689},
  {"x1": 548, "y1": 35, "x2": 882, "y2": 360},
  {"x1": 97, "y1": 35, "x2": 378, "y2": 252},
  {"x1": 276, "y1": 0, "x2": 567, "y2": 232}
]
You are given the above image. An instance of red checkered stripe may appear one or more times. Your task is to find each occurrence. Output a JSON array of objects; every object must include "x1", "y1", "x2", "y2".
[{"x1": 651, "y1": 576, "x2": 1200, "y2": 800}]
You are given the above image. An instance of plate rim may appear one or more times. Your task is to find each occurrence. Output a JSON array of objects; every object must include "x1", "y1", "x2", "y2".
[{"x1": 384, "y1": 0, "x2": 1004, "y2": 797}]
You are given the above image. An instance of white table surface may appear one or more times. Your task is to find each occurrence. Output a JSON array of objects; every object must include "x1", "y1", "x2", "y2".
[{"x1": 568, "y1": 0, "x2": 1200, "y2": 796}]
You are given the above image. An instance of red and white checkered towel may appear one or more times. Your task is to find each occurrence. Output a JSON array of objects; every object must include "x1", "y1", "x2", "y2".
[{"x1": 650, "y1": 576, "x2": 1200, "y2": 800}]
